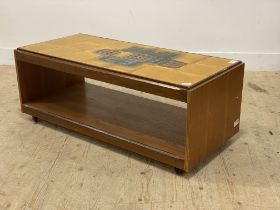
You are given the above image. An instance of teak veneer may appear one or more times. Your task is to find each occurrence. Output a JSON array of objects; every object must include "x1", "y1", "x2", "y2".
[{"x1": 14, "y1": 34, "x2": 244, "y2": 173}]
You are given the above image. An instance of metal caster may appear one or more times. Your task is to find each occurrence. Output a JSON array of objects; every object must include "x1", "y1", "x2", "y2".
[
  {"x1": 32, "y1": 116, "x2": 38, "y2": 123},
  {"x1": 174, "y1": 167, "x2": 185, "y2": 175}
]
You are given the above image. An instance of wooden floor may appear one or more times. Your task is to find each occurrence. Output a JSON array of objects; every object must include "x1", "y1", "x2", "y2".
[{"x1": 0, "y1": 65, "x2": 279, "y2": 210}]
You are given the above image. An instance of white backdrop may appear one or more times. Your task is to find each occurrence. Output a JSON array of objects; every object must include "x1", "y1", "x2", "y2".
[{"x1": 1, "y1": 0, "x2": 280, "y2": 70}]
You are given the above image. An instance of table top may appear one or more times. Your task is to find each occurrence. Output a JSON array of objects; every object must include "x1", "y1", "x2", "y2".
[{"x1": 20, "y1": 34, "x2": 240, "y2": 88}]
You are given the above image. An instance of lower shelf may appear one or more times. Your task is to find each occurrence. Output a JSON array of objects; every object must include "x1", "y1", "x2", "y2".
[{"x1": 23, "y1": 83, "x2": 186, "y2": 168}]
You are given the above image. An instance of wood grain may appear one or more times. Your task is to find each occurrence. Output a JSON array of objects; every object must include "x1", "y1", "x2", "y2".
[
  {"x1": 18, "y1": 33, "x2": 241, "y2": 88},
  {"x1": 186, "y1": 63, "x2": 244, "y2": 170},
  {"x1": 15, "y1": 60, "x2": 84, "y2": 104}
]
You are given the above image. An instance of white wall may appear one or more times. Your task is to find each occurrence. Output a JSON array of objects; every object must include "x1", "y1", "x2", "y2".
[{"x1": 1, "y1": 0, "x2": 280, "y2": 70}]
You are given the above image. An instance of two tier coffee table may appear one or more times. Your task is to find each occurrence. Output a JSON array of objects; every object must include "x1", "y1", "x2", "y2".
[{"x1": 15, "y1": 34, "x2": 244, "y2": 173}]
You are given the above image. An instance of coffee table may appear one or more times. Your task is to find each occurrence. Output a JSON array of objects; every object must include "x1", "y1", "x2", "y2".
[{"x1": 14, "y1": 34, "x2": 244, "y2": 173}]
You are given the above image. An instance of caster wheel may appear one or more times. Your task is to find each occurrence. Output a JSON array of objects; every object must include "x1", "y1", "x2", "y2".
[
  {"x1": 32, "y1": 116, "x2": 38, "y2": 123},
  {"x1": 174, "y1": 167, "x2": 184, "y2": 175}
]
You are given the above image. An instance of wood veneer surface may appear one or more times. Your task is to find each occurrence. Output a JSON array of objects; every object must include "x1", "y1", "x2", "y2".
[{"x1": 20, "y1": 34, "x2": 240, "y2": 87}]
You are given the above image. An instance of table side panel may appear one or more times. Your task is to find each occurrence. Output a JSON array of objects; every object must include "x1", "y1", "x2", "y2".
[{"x1": 185, "y1": 63, "x2": 244, "y2": 170}]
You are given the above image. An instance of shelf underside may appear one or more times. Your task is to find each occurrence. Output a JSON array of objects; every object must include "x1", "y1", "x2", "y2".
[{"x1": 23, "y1": 83, "x2": 186, "y2": 160}]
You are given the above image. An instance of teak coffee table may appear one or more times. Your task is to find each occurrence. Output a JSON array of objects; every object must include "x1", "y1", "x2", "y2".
[{"x1": 14, "y1": 34, "x2": 244, "y2": 173}]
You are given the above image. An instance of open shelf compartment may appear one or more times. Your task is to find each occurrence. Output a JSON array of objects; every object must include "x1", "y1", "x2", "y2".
[
  {"x1": 23, "y1": 82, "x2": 186, "y2": 157},
  {"x1": 16, "y1": 60, "x2": 187, "y2": 168}
]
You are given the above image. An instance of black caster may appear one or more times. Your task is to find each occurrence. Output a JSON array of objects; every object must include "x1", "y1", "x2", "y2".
[
  {"x1": 174, "y1": 167, "x2": 185, "y2": 175},
  {"x1": 32, "y1": 116, "x2": 38, "y2": 123}
]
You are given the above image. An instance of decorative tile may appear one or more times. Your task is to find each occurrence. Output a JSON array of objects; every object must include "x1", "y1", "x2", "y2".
[{"x1": 95, "y1": 47, "x2": 187, "y2": 69}]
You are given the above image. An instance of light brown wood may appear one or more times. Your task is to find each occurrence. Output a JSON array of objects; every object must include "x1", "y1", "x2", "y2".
[
  {"x1": 1, "y1": 65, "x2": 280, "y2": 209},
  {"x1": 19, "y1": 33, "x2": 241, "y2": 88}
]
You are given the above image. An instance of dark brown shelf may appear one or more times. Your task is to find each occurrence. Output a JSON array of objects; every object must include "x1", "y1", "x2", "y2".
[{"x1": 23, "y1": 83, "x2": 186, "y2": 159}]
